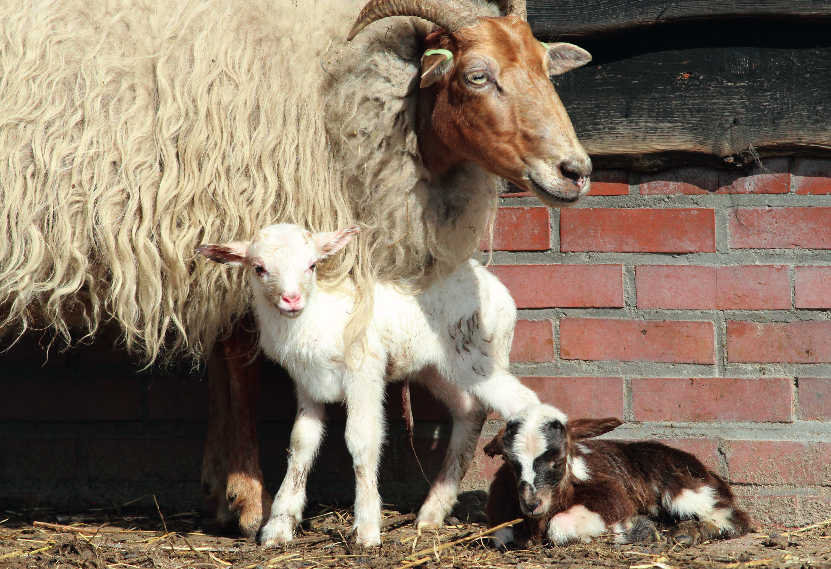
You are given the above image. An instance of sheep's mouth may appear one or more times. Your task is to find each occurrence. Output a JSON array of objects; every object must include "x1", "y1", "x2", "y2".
[
  {"x1": 521, "y1": 502, "x2": 548, "y2": 518},
  {"x1": 527, "y1": 173, "x2": 584, "y2": 206},
  {"x1": 279, "y1": 307, "x2": 304, "y2": 318}
]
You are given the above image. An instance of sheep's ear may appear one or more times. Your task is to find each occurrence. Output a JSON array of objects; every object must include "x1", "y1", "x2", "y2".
[
  {"x1": 567, "y1": 417, "x2": 622, "y2": 440},
  {"x1": 315, "y1": 225, "x2": 360, "y2": 257},
  {"x1": 420, "y1": 48, "x2": 454, "y2": 88},
  {"x1": 483, "y1": 426, "x2": 506, "y2": 457},
  {"x1": 196, "y1": 242, "x2": 248, "y2": 266},
  {"x1": 546, "y1": 42, "x2": 591, "y2": 76}
]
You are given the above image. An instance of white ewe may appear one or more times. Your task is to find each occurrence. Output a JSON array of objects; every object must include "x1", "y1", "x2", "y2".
[{"x1": 197, "y1": 223, "x2": 542, "y2": 546}]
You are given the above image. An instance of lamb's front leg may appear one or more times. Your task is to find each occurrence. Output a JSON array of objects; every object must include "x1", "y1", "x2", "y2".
[
  {"x1": 257, "y1": 391, "x2": 325, "y2": 547},
  {"x1": 345, "y1": 377, "x2": 386, "y2": 546}
]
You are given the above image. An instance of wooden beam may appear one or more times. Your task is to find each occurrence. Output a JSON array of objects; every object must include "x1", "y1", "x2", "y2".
[
  {"x1": 529, "y1": 0, "x2": 831, "y2": 37},
  {"x1": 549, "y1": 19, "x2": 831, "y2": 170}
]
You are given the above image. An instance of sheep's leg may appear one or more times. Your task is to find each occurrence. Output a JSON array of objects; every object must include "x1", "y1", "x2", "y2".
[
  {"x1": 546, "y1": 504, "x2": 608, "y2": 544},
  {"x1": 456, "y1": 367, "x2": 540, "y2": 419},
  {"x1": 202, "y1": 322, "x2": 271, "y2": 538},
  {"x1": 258, "y1": 391, "x2": 326, "y2": 547},
  {"x1": 345, "y1": 378, "x2": 386, "y2": 546},
  {"x1": 415, "y1": 370, "x2": 486, "y2": 530}
]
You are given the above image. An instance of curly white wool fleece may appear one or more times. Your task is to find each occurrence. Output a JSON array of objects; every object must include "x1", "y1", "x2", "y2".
[{"x1": 0, "y1": 0, "x2": 500, "y2": 362}]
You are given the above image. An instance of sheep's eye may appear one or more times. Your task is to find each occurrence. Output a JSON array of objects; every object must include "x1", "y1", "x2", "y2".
[
  {"x1": 254, "y1": 264, "x2": 265, "y2": 275},
  {"x1": 309, "y1": 263, "x2": 317, "y2": 271},
  {"x1": 465, "y1": 71, "x2": 490, "y2": 86}
]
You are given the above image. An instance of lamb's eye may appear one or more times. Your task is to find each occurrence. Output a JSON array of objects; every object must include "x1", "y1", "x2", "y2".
[
  {"x1": 309, "y1": 263, "x2": 317, "y2": 271},
  {"x1": 254, "y1": 264, "x2": 265, "y2": 275},
  {"x1": 466, "y1": 71, "x2": 490, "y2": 86}
]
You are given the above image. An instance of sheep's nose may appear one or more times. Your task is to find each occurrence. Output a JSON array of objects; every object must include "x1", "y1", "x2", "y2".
[
  {"x1": 559, "y1": 157, "x2": 592, "y2": 191},
  {"x1": 281, "y1": 292, "x2": 301, "y2": 305},
  {"x1": 518, "y1": 481, "x2": 541, "y2": 514}
]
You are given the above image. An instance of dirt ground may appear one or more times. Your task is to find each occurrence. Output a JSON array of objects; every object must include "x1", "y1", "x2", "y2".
[{"x1": 2, "y1": 503, "x2": 830, "y2": 569}]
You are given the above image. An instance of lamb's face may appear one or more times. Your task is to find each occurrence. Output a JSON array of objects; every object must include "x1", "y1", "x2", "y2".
[
  {"x1": 196, "y1": 223, "x2": 359, "y2": 319},
  {"x1": 248, "y1": 225, "x2": 319, "y2": 318},
  {"x1": 500, "y1": 404, "x2": 570, "y2": 517}
]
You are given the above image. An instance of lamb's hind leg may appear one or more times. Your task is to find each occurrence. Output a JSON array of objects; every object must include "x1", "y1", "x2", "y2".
[
  {"x1": 202, "y1": 321, "x2": 271, "y2": 537},
  {"x1": 258, "y1": 390, "x2": 326, "y2": 546},
  {"x1": 459, "y1": 367, "x2": 540, "y2": 420},
  {"x1": 415, "y1": 369, "x2": 487, "y2": 530}
]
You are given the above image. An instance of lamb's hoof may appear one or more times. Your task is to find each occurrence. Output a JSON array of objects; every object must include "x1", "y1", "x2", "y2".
[
  {"x1": 353, "y1": 526, "x2": 382, "y2": 547},
  {"x1": 620, "y1": 516, "x2": 661, "y2": 544},
  {"x1": 226, "y1": 472, "x2": 272, "y2": 538},
  {"x1": 670, "y1": 520, "x2": 721, "y2": 546},
  {"x1": 257, "y1": 515, "x2": 295, "y2": 547},
  {"x1": 416, "y1": 518, "x2": 443, "y2": 534}
]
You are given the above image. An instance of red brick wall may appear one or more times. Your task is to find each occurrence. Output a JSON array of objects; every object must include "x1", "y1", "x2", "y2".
[
  {"x1": 470, "y1": 157, "x2": 831, "y2": 527},
  {"x1": 1, "y1": 158, "x2": 829, "y2": 527}
]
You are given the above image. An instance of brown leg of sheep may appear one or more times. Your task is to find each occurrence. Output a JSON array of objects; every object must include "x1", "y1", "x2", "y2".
[{"x1": 202, "y1": 320, "x2": 272, "y2": 537}]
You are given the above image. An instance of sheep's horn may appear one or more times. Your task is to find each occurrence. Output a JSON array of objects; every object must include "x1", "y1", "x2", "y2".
[
  {"x1": 497, "y1": 0, "x2": 526, "y2": 19},
  {"x1": 347, "y1": 0, "x2": 479, "y2": 41}
]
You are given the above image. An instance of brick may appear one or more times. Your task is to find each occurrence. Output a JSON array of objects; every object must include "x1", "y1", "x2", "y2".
[
  {"x1": 480, "y1": 207, "x2": 550, "y2": 251},
  {"x1": 795, "y1": 266, "x2": 831, "y2": 308},
  {"x1": 588, "y1": 169, "x2": 629, "y2": 196},
  {"x1": 798, "y1": 378, "x2": 831, "y2": 421},
  {"x1": 511, "y1": 320, "x2": 555, "y2": 362},
  {"x1": 730, "y1": 208, "x2": 831, "y2": 249},
  {"x1": 560, "y1": 318, "x2": 715, "y2": 364},
  {"x1": 725, "y1": 440, "x2": 831, "y2": 485},
  {"x1": 717, "y1": 158, "x2": 790, "y2": 194},
  {"x1": 489, "y1": 264, "x2": 623, "y2": 308},
  {"x1": 87, "y1": 438, "x2": 204, "y2": 481},
  {"x1": 561, "y1": 208, "x2": 716, "y2": 253},
  {"x1": 727, "y1": 321, "x2": 831, "y2": 363},
  {"x1": 0, "y1": 438, "x2": 77, "y2": 479},
  {"x1": 0, "y1": 377, "x2": 141, "y2": 421},
  {"x1": 636, "y1": 265, "x2": 791, "y2": 310},
  {"x1": 520, "y1": 377, "x2": 624, "y2": 418},
  {"x1": 737, "y1": 494, "x2": 800, "y2": 528},
  {"x1": 638, "y1": 167, "x2": 719, "y2": 195},
  {"x1": 631, "y1": 377, "x2": 793, "y2": 422},
  {"x1": 794, "y1": 157, "x2": 831, "y2": 195}
]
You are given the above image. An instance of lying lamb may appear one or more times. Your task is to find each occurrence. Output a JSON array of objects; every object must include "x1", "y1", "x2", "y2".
[
  {"x1": 197, "y1": 223, "x2": 541, "y2": 546},
  {"x1": 484, "y1": 405, "x2": 751, "y2": 547}
]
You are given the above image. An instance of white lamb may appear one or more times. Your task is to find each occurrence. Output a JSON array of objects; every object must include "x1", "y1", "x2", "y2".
[{"x1": 197, "y1": 223, "x2": 541, "y2": 546}]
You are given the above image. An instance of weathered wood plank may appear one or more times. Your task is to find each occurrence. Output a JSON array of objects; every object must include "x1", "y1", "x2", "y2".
[
  {"x1": 551, "y1": 19, "x2": 831, "y2": 170},
  {"x1": 529, "y1": 0, "x2": 831, "y2": 37}
]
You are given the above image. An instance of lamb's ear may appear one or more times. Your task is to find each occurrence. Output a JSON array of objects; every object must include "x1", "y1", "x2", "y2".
[
  {"x1": 196, "y1": 242, "x2": 248, "y2": 266},
  {"x1": 315, "y1": 225, "x2": 360, "y2": 257},
  {"x1": 483, "y1": 426, "x2": 506, "y2": 457},
  {"x1": 567, "y1": 417, "x2": 622, "y2": 440},
  {"x1": 420, "y1": 48, "x2": 454, "y2": 88},
  {"x1": 546, "y1": 42, "x2": 591, "y2": 76}
]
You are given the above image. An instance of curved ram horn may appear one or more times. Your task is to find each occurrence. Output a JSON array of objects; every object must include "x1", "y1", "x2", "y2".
[{"x1": 347, "y1": 0, "x2": 479, "y2": 41}]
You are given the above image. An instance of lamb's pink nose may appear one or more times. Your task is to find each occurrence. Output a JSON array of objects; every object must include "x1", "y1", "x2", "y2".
[{"x1": 281, "y1": 292, "x2": 301, "y2": 306}]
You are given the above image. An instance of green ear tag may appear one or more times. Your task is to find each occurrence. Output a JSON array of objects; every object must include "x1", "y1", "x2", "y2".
[
  {"x1": 423, "y1": 48, "x2": 453, "y2": 61},
  {"x1": 540, "y1": 41, "x2": 548, "y2": 49}
]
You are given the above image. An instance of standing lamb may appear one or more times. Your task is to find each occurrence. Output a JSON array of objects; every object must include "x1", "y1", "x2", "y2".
[
  {"x1": 0, "y1": 0, "x2": 592, "y2": 535},
  {"x1": 484, "y1": 405, "x2": 752, "y2": 547},
  {"x1": 197, "y1": 223, "x2": 541, "y2": 546}
]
